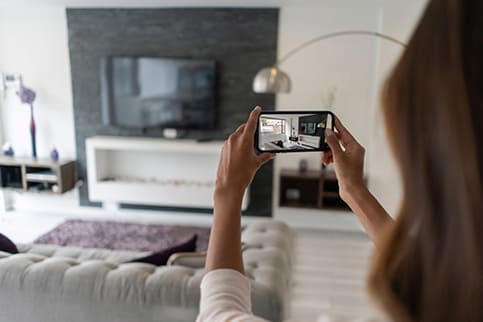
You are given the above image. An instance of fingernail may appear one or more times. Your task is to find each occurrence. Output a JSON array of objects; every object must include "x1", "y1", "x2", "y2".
[
  {"x1": 254, "y1": 106, "x2": 261, "y2": 111},
  {"x1": 325, "y1": 128, "x2": 334, "y2": 136}
]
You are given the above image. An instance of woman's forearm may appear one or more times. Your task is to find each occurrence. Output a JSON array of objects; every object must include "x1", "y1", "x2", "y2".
[
  {"x1": 205, "y1": 188, "x2": 245, "y2": 273},
  {"x1": 342, "y1": 186, "x2": 393, "y2": 246},
  {"x1": 198, "y1": 107, "x2": 273, "y2": 322},
  {"x1": 204, "y1": 106, "x2": 272, "y2": 273},
  {"x1": 323, "y1": 118, "x2": 393, "y2": 247}
]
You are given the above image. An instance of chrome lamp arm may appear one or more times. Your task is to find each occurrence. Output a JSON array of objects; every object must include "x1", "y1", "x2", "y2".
[{"x1": 253, "y1": 30, "x2": 406, "y2": 94}]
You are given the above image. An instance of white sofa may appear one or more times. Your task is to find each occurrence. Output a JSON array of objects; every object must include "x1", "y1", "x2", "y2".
[{"x1": 0, "y1": 220, "x2": 293, "y2": 322}]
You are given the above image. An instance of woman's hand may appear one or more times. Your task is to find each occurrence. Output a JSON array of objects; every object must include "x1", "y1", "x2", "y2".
[
  {"x1": 322, "y1": 116, "x2": 366, "y2": 201},
  {"x1": 215, "y1": 106, "x2": 274, "y2": 197}
]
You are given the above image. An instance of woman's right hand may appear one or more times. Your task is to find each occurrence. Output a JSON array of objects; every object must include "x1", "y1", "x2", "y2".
[{"x1": 322, "y1": 116, "x2": 366, "y2": 202}]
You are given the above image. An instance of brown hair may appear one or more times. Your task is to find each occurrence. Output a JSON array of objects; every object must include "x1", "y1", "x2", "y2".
[{"x1": 369, "y1": 0, "x2": 483, "y2": 321}]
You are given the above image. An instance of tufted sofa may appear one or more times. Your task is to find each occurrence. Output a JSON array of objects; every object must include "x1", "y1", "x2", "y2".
[{"x1": 0, "y1": 220, "x2": 292, "y2": 322}]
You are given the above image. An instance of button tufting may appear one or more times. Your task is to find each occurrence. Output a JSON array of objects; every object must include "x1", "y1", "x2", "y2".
[{"x1": 1, "y1": 220, "x2": 292, "y2": 322}]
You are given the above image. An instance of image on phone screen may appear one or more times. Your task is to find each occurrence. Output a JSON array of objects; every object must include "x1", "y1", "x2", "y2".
[{"x1": 256, "y1": 111, "x2": 334, "y2": 153}]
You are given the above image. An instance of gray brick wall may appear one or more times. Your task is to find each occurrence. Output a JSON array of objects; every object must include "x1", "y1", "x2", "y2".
[{"x1": 67, "y1": 8, "x2": 278, "y2": 217}]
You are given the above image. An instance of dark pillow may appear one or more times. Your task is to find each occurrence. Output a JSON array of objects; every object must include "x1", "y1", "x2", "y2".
[
  {"x1": 0, "y1": 233, "x2": 19, "y2": 254},
  {"x1": 128, "y1": 234, "x2": 197, "y2": 266}
]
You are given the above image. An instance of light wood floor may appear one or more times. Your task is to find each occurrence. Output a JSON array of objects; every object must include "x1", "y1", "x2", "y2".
[{"x1": 284, "y1": 230, "x2": 381, "y2": 322}]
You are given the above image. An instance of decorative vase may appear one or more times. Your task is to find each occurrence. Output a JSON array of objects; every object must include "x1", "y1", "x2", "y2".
[
  {"x1": 2, "y1": 143, "x2": 14, "y2": 157},
  {"x1": 29, "y1": 104, "x2": 37, "y2": 159},
  {"x1": 50, "y1": 147, "x2": 59, "y2": 162},
  {"x1": 16, "y1": 85, "x2": 38, "y2": 159}
]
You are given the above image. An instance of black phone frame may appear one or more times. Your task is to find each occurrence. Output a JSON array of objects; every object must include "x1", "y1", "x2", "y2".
[{"x1": 254, "y1": 110, "x2": 335, "y2": 153}]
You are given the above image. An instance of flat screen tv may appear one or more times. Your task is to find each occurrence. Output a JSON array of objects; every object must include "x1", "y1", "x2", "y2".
[{"x1": 100, "y1": 56, "x2": 216, "y2": 130}]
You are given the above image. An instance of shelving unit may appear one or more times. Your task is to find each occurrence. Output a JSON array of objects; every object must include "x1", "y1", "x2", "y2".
[
  {"x1": 85, "y1": 136, "x2": 249, "y2": 210},
  {"x1": 0, "y1": 157, "x2": 76, "y2": 194},
  {"x1": 279, "y1": 169, "x2": 349, "y2": 210}
]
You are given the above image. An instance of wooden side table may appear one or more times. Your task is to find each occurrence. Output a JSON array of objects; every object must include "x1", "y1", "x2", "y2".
[{"x1": 279, "y1": 169, "x2": 349, "y2": 210}]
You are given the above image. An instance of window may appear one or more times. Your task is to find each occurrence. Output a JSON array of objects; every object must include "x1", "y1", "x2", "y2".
[{"x1": 260, "y1": 117, "x2": 286, "y2": 134}]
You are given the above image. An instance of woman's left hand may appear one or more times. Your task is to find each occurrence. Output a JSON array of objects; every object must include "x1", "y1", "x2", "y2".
[{"x1": 215, "y1": 106, "x2": 274, "y2": 197}]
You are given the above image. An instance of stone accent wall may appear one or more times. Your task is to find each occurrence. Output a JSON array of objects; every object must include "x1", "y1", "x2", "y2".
[{"x1": 67, "y1": 8, "x2": 278, "y2": 217}]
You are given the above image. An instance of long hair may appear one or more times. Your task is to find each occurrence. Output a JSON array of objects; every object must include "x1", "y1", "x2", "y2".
[{"x1": 368, "y1": 1, "x2": 483, "y2": 321}]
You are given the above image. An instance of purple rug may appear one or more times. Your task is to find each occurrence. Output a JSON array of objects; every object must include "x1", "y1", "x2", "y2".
[{"x1": 34, "y1": 220, "x2": 210, "y2": 252}]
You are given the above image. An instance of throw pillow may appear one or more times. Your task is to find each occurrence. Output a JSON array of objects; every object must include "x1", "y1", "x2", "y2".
[
  {"x1": 128, "y1": 234, "x2": 197, "y2": 266},
  {"x1": 0, "y1": 233, "x2": 19, "y2": 254}
]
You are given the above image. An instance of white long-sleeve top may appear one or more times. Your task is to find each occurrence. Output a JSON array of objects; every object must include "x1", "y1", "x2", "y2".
[
  {"x1": 197, "y1": 269, "x2": 387, "y2": 322},
  {"x1": 197, "y1": 269, "x2": 268, "y2": 322}
]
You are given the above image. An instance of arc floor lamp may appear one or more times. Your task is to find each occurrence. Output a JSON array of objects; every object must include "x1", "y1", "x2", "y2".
[{"x1": 253, "y1": 30, "x2": 406, "y2": 94}]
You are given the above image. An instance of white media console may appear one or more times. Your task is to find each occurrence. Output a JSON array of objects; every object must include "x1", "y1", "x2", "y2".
[{"x1": 86, "y1": 136, "x2": 249, "y2": 211}]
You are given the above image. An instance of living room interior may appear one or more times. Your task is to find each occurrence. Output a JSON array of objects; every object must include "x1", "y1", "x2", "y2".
[
  {"x1": 258, "y1": 113, "x2": 330, "y2": 151},
  {"x1": 0, "y1": 1, "x2": 428, "y2": 321}
]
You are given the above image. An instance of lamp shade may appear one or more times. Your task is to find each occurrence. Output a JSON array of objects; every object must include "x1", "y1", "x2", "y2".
[{"x1": 252, "y1": 67, "x2": 291, "y2": 94}]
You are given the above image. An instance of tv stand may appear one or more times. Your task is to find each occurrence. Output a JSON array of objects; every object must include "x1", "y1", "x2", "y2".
[{"x1": 86, "y1": 136, "x2": 249, "y2": 210}]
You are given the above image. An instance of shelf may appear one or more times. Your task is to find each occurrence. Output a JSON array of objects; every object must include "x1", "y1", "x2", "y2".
[
  {"x1": 319, "y1": 191, "x2": 339, "y2": 198},
  {"x1": 85, "y1": 136, "x2": 223, "y2": 154},
  {"x1": 279, "y1": 168, "x2": 348, "y2": 211},
  {"x1": 0, "y1": 156, "x2": 68, "y2": 168},
  {"x1": 322, "y1": 197, "x2": 350, "y2": 210},
  {"x1": 25, "y1": 173, "x2": 59, "y2": 183},
  {"x1": 280, "y1": 169, "x2": 322, "y2": 179},
  {"x1": 86, "y1": 136, "x2": 249, "y2": 210},
  {"x1": 0, "y1": 158, "x2": 76, "y2": 194},
  {"x1": 280, "y1": 202, "x2": 317, "y2": 209}
]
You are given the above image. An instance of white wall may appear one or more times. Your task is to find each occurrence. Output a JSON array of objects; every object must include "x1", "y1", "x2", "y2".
[
  {"x1": 0, "y1": 6, "x2": 79, "y2": 211},
  {"x1": 0, "y1": 7, "x2": 76, "y2": 160},
  {"x1": 0, "y1": 0, "x2": 428, "y2": 227},
  {"x1": 273, "y1": 1, "x2": 428, "y2": 229},
  {"x1": 366, "y1": 0, "x2": 427, "y2": 216}
]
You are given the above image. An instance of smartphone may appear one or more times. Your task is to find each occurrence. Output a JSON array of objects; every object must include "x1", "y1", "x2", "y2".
[{"x1": 255, "y1": 111, "x2": 334, "y2": 153}]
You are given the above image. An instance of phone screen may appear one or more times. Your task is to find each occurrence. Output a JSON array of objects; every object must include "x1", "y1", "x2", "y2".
[{"x1": 255, "y1": 111, "x2": 334, "y2": 153}]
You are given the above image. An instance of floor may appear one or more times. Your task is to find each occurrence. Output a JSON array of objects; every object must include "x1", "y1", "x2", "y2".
[
  {"x1": 285, "y1": 230, "x2": 382, "y2": 321},
  {"x1": 0, "y1": 210, "x2": 381, "y2": 321}
]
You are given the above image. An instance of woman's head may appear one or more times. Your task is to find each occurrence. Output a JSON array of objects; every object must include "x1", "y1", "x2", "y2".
[{"x1": 369, "y1": 0, "x2": 483, "y2": 321}]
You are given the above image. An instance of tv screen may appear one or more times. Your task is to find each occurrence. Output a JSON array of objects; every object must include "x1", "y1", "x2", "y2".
[{"x1": 100, "y1": 56, "x2": 216, "y2": 129}]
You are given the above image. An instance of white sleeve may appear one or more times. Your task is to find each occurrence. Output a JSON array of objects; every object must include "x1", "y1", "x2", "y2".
[{"x1": 196, "y1": 269, "x2": 270, "y2": 322}]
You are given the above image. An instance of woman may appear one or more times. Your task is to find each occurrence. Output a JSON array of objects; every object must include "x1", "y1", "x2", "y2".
[{"x1": 197, "y1": 0, "x2": 483, "y2": 321}]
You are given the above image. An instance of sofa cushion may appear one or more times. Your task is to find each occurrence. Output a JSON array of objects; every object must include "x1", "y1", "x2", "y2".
[
  {"x1": 16, "y1": 243, "x2": 149, "y2": 264},
  {"x1": 128, "y1": 234, "x2": 197, "y2": 266},
  {"x1": 0, "y1": 233, "x2": 18, "y2": 254}
]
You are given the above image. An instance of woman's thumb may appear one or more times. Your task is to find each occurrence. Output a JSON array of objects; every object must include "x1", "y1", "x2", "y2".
[{"x1": 325, "y1": 128, "x2": 342, "y2": 156}]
